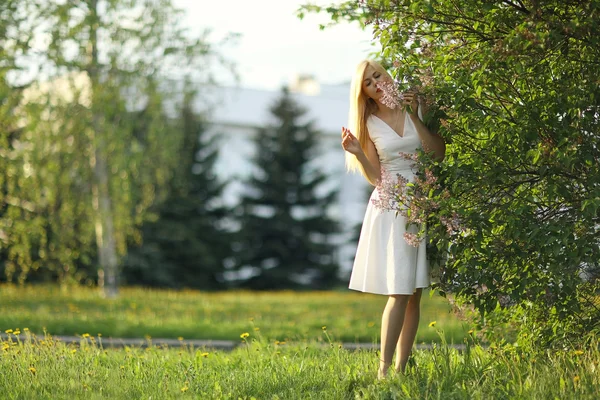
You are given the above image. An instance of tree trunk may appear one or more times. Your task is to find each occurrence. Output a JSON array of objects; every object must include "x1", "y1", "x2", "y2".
[
  {"x1": 91, "y1": 143, "x2": 119, "y2": 298},
  {"x1": 87, "y1": 0, "x2": 119, "y2": 297}
]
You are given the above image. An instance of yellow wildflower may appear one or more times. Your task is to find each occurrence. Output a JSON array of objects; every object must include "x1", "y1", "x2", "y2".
[
  {"x1": 23, "y1": 328, "x2": 29, "y2": 332},
  {"x1": 82, "y1": 333, "x2": 90, "y2": 338},
  {"x1": 573, "y1": 350, "x2": 584, "y2": 356},
  {"x1": 181, "y1": 386, "x2": 189, "y2": 393},
  {"x1": 29, "y1": 367, "x2": 36, "y2": 374},
  {"x1": 5, "y1": 329, "x2": 12, "y2": 334},
  {"x1": 201, "y1": 352, "x2": 209, "y2": 358},
  {"x1": 240, "y1": 332, "x2": 250, "y2": 339},
  {"x1": 322, "y1": 326, "x2": 327, "y2": 331},
  {"x1": 428, "y1": 321, "x2": 437, "y2": 327},
  {"x1": 178, "y1": 337, "x2": 184, "y2": 341},
  {"x1": 13, "y1": 329, "x2": 20, "y2": 335},
  {"x1": 71, "y1": 349, "x2": 77, "y2": 354}
]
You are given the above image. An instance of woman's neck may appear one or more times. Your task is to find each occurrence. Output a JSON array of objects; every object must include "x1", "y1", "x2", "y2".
[{"x1": 375, "y1": 103, "x2": 401, "y2": 118}]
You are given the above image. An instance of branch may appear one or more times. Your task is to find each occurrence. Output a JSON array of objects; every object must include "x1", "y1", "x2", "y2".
[{"x1": 501, "y1": 0, "x2": 530, "y2": 14}]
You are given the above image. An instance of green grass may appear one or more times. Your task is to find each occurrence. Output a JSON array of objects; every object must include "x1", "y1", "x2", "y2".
[
  {"x1": 1, "y1": 330, "x2": 598, "y2": 399},
  {"x1": 0, "y1": 284, "x2": 469, "y2": 344}
]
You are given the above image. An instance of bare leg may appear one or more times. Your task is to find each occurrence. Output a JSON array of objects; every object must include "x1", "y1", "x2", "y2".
[
  {"x1": 378, "y1": 295, "x2": 410, "y2": 379},
  {"x1": 395, "y1": 288, "x2": 423, "y2": 373}
]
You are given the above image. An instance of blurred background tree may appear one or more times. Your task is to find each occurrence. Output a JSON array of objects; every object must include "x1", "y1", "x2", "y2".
[
  {"x1": 122, "y1": 88, "x2": 232, "y2": 290},
  {"x1": 0, "y1": 0, "x2": 233, "y2": 296},
  {"x1": 232, "y1": 88, "x2": 340, "y2": 290}
]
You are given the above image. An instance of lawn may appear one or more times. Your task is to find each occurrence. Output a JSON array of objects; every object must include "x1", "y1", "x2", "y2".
[
  {"x1": 0, "y1": 284, "x2": 469, "y2": 344},
  {"x1": 1, "y1": 330, "x2": 597, "y2": 399}
]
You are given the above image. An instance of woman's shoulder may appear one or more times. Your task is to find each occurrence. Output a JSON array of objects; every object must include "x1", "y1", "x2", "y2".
[{"x1": 366, "y1": 114, "x2": 377, "y2": 129}]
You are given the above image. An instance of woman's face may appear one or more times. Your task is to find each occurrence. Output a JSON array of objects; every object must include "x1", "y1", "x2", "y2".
[{"x1": 361, "y1": 65, "x2": 385, "y2": 101}]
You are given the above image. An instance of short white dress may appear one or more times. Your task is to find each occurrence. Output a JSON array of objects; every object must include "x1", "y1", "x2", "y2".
[{"x1": 348, "y1": 111, "x2": 430, "y2": 295}]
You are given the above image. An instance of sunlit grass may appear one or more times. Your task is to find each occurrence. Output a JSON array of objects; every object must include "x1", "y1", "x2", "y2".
[
  {"x1": 0, "y1": 284, "x2": 469, "y2": 344},
  {"x1": 1, "y1": 329, "x2": 597, "y2": 399}
]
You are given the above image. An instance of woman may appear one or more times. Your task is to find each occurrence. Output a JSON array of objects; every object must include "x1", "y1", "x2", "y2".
[{"x1": 341, "y1": 59, "x2": 445, "y2": 379}]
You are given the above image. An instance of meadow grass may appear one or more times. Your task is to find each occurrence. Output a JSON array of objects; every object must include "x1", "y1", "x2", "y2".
[
  {"x1": 0, "y1": 284, "x2": 469, "y2": 344},
  {"x1": 1, "y1": 329, "x2": 597, "y2": 399}
]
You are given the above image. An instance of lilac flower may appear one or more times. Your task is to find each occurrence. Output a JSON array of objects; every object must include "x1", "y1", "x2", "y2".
[
  {"x1": 376, "y1": 80, "x2": 404, "y2": 109},
  {"x1": 371, "y1": 168, "x2": 408, "y2": 212},
  {"x1": 403, "y1": 232, "x2": 421, "y2": 247}
]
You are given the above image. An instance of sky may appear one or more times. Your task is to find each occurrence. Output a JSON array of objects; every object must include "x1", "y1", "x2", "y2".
[{"x1": 174, "y1": 0, "x2": 379, "y2": 90}]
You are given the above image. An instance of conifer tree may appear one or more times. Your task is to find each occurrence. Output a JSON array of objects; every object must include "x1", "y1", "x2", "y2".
[
  {"x1": 234, "y1": 88, "x2": 340, "y2": 290},
  {"x1": 123, "y1": 91, "x2": 231, "y2": 289}
]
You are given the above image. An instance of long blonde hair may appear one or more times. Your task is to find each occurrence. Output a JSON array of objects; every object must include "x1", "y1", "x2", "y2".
[{"x1": 346, "y1": 59, "x2": 393, "y2": 177}]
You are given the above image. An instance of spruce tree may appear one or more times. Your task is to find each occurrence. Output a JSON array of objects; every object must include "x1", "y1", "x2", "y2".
[
  {"x1": 234, "y1": 88, "x2": 340, "y2": 290},
  {"x1": 123, "y1": 90, "x2": 231, "y2": 289}
]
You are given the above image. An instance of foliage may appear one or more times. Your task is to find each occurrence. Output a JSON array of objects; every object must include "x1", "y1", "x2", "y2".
[
  {"x1": 122, "y1": 89, "x2": 232, "y2": 289},
  {"x1": 233, "y1": 89, "x2": 341, "y2": 290},
  {"x1": 0, "y1": 0, "x2": 231, "y2": 291},
  {"x1": 301, "y1": 0, "x2": 600, "y2": 347}
]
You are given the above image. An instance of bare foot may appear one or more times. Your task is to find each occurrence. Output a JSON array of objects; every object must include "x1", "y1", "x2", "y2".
[
  {"x1": 378, "y1": 361, "x2": 391, "y2": 380},
  {"x1": 395, "y1": 354, "x2": 416, "y2": 375}
]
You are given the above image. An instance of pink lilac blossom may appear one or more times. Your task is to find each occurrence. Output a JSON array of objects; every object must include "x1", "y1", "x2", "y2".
[
  {"x1": 376, "y1": 80, "x2": 404, "y2": 109},
  {"x1": 372, "y1": 150, "x2": 467, "y2": 246}
]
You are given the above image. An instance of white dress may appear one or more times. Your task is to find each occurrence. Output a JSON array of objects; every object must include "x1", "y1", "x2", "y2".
[{"x1": 348, "y1": 111, "x2": 430, "y2": 295}]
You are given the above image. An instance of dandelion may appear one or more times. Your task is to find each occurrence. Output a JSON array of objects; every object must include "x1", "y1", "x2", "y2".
[
  {"x1": 573, "y1": 350, "x2": 584, "y2": 356},
  {"x1": 428, "y1": 321, "x2": 437, "y2": 327},
  {"x1": 29, "y1": 367, "x2": 36, "y2": 375},
  {"x1": 24, "y1": 328, "x2": 29, "y2": 332},
  {"x1": 240, "y1": 332, "x2": 250, "y2": 339},
  {"x1": 13, "y1": 329, "x2": 20, "y2": 335},
  {"x1": 71, "y1": 349, "x2": 77, "y2": 354},
  {"x1": 181, "y1": 386, "x2": 189, "y2": 393},
  {"x1": 322, "y1": 326, "x2": 327, "y2": 331},
  {"x1": 82, "y1": 333, "x2": 90, "y2": 338},
  {"x1": 5, "y1": 329, "x2": 12, "y2": 334},
  {"x1": 177, "y1": 337, "x2": 184, "y2": 341},
  {"x1": 201, "y1": 352, "x2": 209, "y2": 358}
]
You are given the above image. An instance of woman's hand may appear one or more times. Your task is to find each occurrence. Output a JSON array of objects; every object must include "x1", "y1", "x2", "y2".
[
  {"x1": 402, "y1": 89, "x2": 420, "y2": 115},
  {"x1": 341, "y1": 127, "x2": 363, "y2": 156}
]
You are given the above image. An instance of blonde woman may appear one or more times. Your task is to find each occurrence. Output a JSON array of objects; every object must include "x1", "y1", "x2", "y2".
[{"x1": 341, "y1": 59, "x2": 445, "y2": 379}]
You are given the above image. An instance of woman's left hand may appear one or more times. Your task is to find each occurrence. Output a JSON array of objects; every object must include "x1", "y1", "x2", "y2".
[{"x1": 402, "y1": 89, "x2": 419, "y2": 115}]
